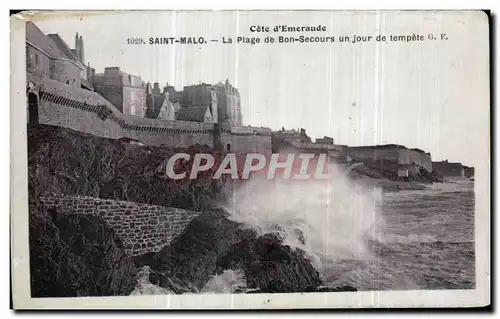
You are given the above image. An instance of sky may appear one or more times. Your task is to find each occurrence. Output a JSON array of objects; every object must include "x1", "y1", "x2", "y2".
[{"x1": 31, "y1": 10, "x2": 490, "y2": 166}]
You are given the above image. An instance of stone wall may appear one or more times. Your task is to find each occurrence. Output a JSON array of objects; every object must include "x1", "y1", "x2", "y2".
[
  {"x1": 26, "y1": 44, "x2": 82, "y2": 89},
  {"x1": 26, "y1": 44, "x2": 50, "y2": 81},
  {"x1": 221, "y1": 132, "x2": 272, "y2": 156},
  {"x1": 51, "y1": 59, "x2": 82, "y2": 88},
  {"x1": 399, "y1": 149, "x2": 433, "y2": 172},
  {"x1": 40, "y1": 194, "x2": 202, "y2": 256},
  {"x1": 432, "y1": 161, "x2": 465, "y2": 178},
  {"x1": 345, "y1": 146, "x2": 433, "y2": 172},
  {"x1": 37, "y1": 79, "x2": 215, "y2": 147},
  {"x1": 31, "y1": 78, "x2": 272, "y2": 153}
]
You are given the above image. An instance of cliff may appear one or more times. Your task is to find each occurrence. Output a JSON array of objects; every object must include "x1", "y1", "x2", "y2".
[
  {"x1": 27, "y1": 124, "x2": 356, "y2": 295},
  {"x1": 29, "y1": 196, "x2": 137, "y2": 297},
  {"x1": 28, "y1": 123, "x2": 225, "y2": 211}
]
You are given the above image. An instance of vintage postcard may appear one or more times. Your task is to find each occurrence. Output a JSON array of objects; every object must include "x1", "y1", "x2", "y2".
[{"x1": 10, "y1": 10, "x2": 490, "y2": 309}]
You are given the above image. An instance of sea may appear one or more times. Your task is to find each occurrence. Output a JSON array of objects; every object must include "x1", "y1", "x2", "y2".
[{"x1": 132, "y1": 164, "x2": 475, "y2": 295}]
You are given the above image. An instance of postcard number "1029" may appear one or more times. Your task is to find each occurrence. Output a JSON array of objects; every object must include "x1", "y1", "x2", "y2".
[{"x1": 127, "y1": 37, "x2": 145, "y2": 44}]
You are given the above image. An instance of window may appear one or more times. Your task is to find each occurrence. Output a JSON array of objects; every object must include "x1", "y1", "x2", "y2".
[{"x1": 34, "y1": 54, "x2": 39, "y2": 65}]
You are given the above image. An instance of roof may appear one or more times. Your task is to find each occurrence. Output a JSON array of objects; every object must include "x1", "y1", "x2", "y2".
[
  {"x1": 146, "y1": 94, "x2": 167, "y2": 119},
  {"x1": 47, "y1": 34, "x2": 79, "y2": 61},
  {"x1": 176, "y1": 105, "x2": 210, "y2": 122},
  {"x1": 432, "y1": 161, "x2": 463, "y2": 167},
  {"x1": 25, "y1": 22, "x2": 67, "y2": 59},
  {"x1": 153, "y1": 95, "x2": 166, "y2": 116}
]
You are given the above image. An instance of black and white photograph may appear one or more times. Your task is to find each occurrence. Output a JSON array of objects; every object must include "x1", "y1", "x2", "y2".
[{"x1": 10, "y1": 10, "x2": 490, "y2": 309}]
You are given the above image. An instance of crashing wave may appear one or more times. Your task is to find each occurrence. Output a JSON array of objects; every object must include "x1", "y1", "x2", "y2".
[
  {"x1": 130, "y1": 266, "x2": 176, "y2": 295},
  {"x1": 201, "y1": 269, "x2": 248, "y2": 293}
]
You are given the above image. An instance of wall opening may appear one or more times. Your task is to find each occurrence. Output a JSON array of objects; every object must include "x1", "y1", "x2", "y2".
[{"x1": 28, "y1": 93, "x2": 39, "y2": 124}]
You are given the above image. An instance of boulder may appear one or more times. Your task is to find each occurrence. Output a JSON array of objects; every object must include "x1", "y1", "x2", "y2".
[
  {"x1": 219, "y1": 232, "x2": 323, "y2": 293},
  {"x1": 148, "y1": 209, "x2": 254, "y2": 290}
]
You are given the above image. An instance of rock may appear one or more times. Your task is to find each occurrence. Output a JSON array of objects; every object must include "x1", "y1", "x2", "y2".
[
  {"x1": 29, "y1": 208, "x2": 96, "y2": 297},
  {"x1": 148, "y1": 209, "x2": 255, "y2": 290},
  {"x1": 29, "y1": 206, "x2": 137, "y2": 297},
  {"x1": 133, "y1": 251, "x2": 157, "y2": 268},
  {"x1": 218, "y1": 232, "x2": 323, "y2": 293},
  {"x1": 148, "y1": 269, "x2": 196, "y2": 294},
  {"x1": 148, "y1": 210, "x2": 324, "y2": 293}
]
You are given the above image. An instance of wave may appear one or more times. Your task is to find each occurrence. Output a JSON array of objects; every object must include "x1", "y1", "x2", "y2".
[
  {"x1": 201, "y1": 269, "x2": 248, "y2": 294},
  {"x1": 130, "y1": 266, "x2": 177, "y2": 295},
  {"x1": 221, "y1": 160, "x2": 384, "y2": 278},
  {"x1": 377, "y1": 233, "x2": 438, "y2": 244}
]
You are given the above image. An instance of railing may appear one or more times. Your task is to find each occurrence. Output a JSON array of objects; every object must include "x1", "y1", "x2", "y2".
[{"x1": 39, "y1": 90, "x2": 213, "y2": 134}]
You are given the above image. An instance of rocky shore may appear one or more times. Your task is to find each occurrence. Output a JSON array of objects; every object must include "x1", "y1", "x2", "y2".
[
  {"x1": 30, "y1": 202, "x2": 356, "y2": 296},
  {"x1": 347, "y1": 162, "x2": 443, "y2": 192},
  {"x1": 28, "y1": 124, "x2": 356, "y2": 297},
  {"x1": 29, "y1": 204, "x2": 137, "y2": 297},
  {"x1": 134, "y1": 209, "x2": 351, "y2": 293}
]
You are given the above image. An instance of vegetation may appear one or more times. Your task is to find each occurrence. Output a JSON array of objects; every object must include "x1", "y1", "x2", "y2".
[{"x1": 28, "y1": 124, "x2": 232, "y2": 211}]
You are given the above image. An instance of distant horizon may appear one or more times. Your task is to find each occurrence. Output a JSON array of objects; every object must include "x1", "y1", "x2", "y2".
[{"x1": 30, "y1": 11, "x2": 488, "y2": 167}]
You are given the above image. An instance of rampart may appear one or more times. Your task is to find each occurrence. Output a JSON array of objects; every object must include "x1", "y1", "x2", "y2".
[
  {"x1": 32, "y1": 79, "x2": 272, "y2": 153},
  {"x1": 345, "y1": 145, "x2": 433, "y2": 172},
  {"x1": 40, "y1": 194, "x2": 202, "y2": 256},
  {"x1": 432, "y1": 161, "x2": 465, "y2": 178}
]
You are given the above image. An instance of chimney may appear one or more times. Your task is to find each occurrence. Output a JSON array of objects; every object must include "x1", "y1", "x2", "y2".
[
  {"x1": 153, "y1": 82, "x2": 161, "y2": 95},
  {"x1": 79, "y1": 35, "x2": 85, "y2": 64},
  {"x1": 74, "y1": 32, "x2": 80, "y2": 60}
]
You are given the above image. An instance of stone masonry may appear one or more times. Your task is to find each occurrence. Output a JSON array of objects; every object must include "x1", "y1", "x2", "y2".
[{"x1": 40, "y1": 194, "x2": 203, "y2": 256}]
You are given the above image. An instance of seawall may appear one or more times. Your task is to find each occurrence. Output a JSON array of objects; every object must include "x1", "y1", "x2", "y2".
[
  {"x1": 31, "y1": 79, "x2": 272, "y2": 154},
  {"x1": 40, "y1": 194, "x2": 202, "y2": 256}
]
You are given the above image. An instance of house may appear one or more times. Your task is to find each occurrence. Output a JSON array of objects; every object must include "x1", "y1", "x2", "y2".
[{"x1": 176, "y1": 105, "x2": 213, "y2": 123}]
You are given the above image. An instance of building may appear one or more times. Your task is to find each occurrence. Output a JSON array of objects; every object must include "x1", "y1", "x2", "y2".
[
  {"x1": 91, "y1": 67, "x2": 148, "y2": 117},
  {"x1": 315, "y1": 136, "x2": 334, "y2": 145},
  {"x1": 176, "y1": 105, "x2": 213, "y2": 123},
  {"x1": 432, "y1": 160, "x2": 466, "y2": 178},
  {"x1": 180, "y1": 83, "x2": 218, "y2": 123},
  {"x1": 25, "y1": 21, "x2": 273, "y2": 155},
  {"x1": 271, "y1": 129, "x2": 346, "y2": 156},
  {"x1": 26, "y1": 22, "x2": 91, "y2": 90},
  {"x1": 345, "y1": 144, "x2": 433, "y2": 172},
  {"x1": 211, "y1": 79, "x2": 242, "y2": 127},
  {"x1": 170, "y1": 80, "x2": 245, "y2": 126},
  {"x1": 163, "y1": 84, "x2": 182, "y2": 104},
  {"x1": 272, "y1": 128, "x2": 312, "y2": 147},
  {"x1": 143, "y1": 82, "x2": 176, "y2": 120},
  {"x1": 46, "y1": 32, "x2": 93, "y2": 90}
]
